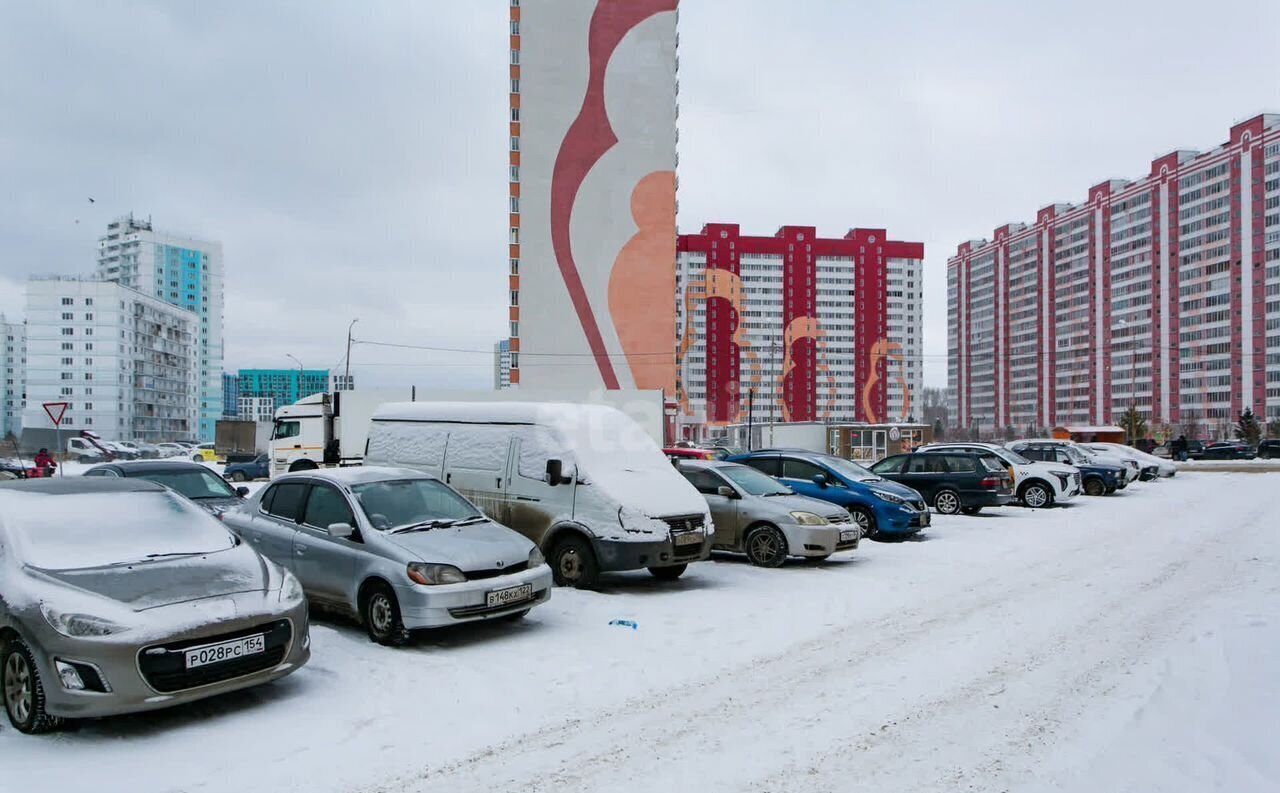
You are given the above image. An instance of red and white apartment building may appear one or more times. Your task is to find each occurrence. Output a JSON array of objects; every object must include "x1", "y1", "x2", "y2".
[
  {"x1": 676, "y1": 224, "x2": 924, "y2": 433},
  {"x1": 948, "y1": 113, "x2": 1280, "y2": 435}
]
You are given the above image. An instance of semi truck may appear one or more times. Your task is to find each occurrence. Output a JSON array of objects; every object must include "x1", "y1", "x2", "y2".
[{"x1": 268, "y1": 388, "x2": 668, "y2": 478}]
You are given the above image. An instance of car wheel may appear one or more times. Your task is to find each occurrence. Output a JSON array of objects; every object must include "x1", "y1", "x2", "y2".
[
  {"x1": 191, "y1": 454, "x2": 203, "y2": 462},
  {"x1": 289, "y1": 459, "x2": 318, "y2": 473},
  {"x1": 1106, "y1": 485, "x2": 1117, "y2": 494},
  {"x1": 1083, "y1": 477, "x2": 1107, "y2": 497},
  {"x1": 848, "y1": 506, "x2": 878, "y2": 540},
  {"x1": 648, "y1": 563, "x2": 687, "y2": 580},
  {"x1": 933, "y1": 489, "x2": 962, "y2": 515},
  {"x1": 229, "y1": 471, "x2": 248, "y2": 482},
  {"x1": 2, "y1": 639, "x2": 63, "y2": 734},
  {"x1": 744, "y1": 524, "x2": 788, "y2": 568},
  {"x1": 960, "y1": 505, "x2": 983, "y2": 515},
  {"x1": 1019, "y1": 481, "x2": 1053, "y2": 509},
  {"x1": 550, "y1": 535, "x2": 600, "y2": 589},
  {"x1": 361, "y1": 583, "x2": 410, "y2": 647}
]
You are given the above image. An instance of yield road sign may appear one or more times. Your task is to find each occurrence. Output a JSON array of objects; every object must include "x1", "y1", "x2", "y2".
[{"x1": 42, "y1": 401, "x2": 70, "y2": 426}]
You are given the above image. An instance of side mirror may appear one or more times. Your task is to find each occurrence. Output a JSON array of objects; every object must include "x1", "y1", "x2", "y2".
[
  {"x1": 716, "y1": 485, "x2": 737, "y2": 499},
  {"x1": 545, "y1": 458, "x2": 563, "y2": 487},
  {"x1": 812, "y1": 474, "x2": 828, "y2": 488},
  {"x1": 236, "y1": 486, "x2": 250, "y2": 498},
  {"x1": 327, "y1": 522, "x2": 355, "y2": 540}
]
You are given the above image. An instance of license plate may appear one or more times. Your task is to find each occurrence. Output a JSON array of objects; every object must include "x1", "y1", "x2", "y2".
[
  {"x1": 184, "y1": 634, "x2": 265, "y2": 669},
  {"x1": 487, "y1": 583, "x2": 533, "y2": 608},
  {"x1": 840, "y1": 529, "x2": 859, "y2": 542},
  {"x1": 674, "y1": 532, "x2": 702, "y2": 546}
]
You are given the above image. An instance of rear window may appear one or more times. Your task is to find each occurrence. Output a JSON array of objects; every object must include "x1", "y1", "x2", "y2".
[
  {"x1": 741, "y1": 457, "x2": 781, "y2": 477},
  {"x1": 2, "y1": 490, "x2": 235, "y2": 570},
  {"x1": 263, "y1": 482, "x2": 308, "y2": 521}
]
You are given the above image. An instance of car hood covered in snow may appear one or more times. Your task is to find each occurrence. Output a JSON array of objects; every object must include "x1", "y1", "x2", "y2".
[
  {"x1": 26, "y1": 542, "x2": 273, "y2": 611},
  {"x1": 382, "y1": 520, "x2": 534, "y2": 572}
]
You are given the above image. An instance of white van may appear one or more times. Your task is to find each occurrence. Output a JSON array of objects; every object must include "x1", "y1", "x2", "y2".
[{"x1": 364, "y1": 402, "x2": 713, "y2": 588}]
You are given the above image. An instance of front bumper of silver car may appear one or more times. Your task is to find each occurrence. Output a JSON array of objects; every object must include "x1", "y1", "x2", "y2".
[{"x1": 394, "y1": 563, "x2": 554, "y2": 629}]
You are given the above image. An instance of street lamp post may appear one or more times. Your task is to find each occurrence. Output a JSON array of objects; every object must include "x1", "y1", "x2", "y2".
[
  {"x1": 286, "y1": 354, "x2": 304, "y2": 403},
  {"x1": 344, "y1": 318, "x2": 359, "y2": 388}
]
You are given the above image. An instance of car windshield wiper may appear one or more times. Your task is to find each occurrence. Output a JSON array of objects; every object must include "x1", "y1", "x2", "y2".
[
  {"x1": 113, "y1": 550, "x2": 215, "y2": 566},
  {"x1": 389, "y1": 519, "x2": 457, "y2": 534},
  {"x1": 452, "y1": 516, "x2": 488, "y2": 526}
]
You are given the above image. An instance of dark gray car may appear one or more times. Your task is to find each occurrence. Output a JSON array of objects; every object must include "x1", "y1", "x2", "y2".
[
  {"x1": 677, "y1": 460, "x2": 860, "y2": 567},
  {"x1": 0, "y1": 478, "x2": 309, "y2": 734},
  {"x1": 83, "y1": 460, "x2": 249, "y2": 517}
]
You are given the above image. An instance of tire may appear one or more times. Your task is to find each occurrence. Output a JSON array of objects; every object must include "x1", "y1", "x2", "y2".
[
  {"x1": 648, "y1": 564, "x2": 687, "y2": 581},
  {"x1": 2, "y1": 638, "x2": 63, "y2": 734},
  {"x1": 960, "y1": 506, "x2": 983, "y2": 515},
  {"x1": 289, "y1": 459, "x2": 319, "y2": 473},
  {"x1": 229, "y1": 471, "x2": 248, "y2": 483},
  {"x1": 848, "y1": 506, "x2": 878, "y2": 540},
  {"x1": 743, "y1": 524, "x2": 788, "y2": 568},
  {"x1": 1083, "y1": 477, "x2": 1107, "y2": 497},
  {"x1": 1019, "y1": 481, "x2": 1053, "y2": 509},
  {"x1": 361, "y1": 583, "x2": 409, "y2": 647},
  {"x1": 550, "y1": 535, "x2": 600, "y2": 589},
  {"x1": 933, "y1": 489, "x2": 962, "y2": 515},
  {"x1": 1105, "y1": 485, "x2": 1117, "y2": 494}
]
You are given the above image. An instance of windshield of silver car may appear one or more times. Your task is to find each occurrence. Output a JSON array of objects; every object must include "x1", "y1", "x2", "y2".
[
  {"x1": 2, "y1": 491, "x2": 236, "y2": 570},
  {"x1": 719, "y1": 464, "x2": 793, "y2": 496},
  {"x1": 352, "y1": 479, "x2": 483, "y2": 531}
]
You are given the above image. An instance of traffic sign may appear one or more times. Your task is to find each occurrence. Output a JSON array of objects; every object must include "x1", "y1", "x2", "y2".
[{"x1": 42, "y1": 401, "x2": 70, "y2": 426}]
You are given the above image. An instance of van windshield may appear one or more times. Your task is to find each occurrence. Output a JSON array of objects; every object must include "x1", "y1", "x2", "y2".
[{"x1": 352, "y1": 478, "x2": 483, "y2": 531}]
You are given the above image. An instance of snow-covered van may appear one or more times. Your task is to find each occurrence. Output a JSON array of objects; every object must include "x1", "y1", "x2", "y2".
[{"x1": 364, "y1": 402, "x2": 713, "y2": 588}]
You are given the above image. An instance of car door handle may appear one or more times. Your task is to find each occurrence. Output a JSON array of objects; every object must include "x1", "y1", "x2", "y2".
[
  {"x1": 446, "y1": 473, "x2": 451, "y2": 484},
  {"x1": 295, "y1": 545, "x2": 307, "y2": 556},
  {"x1": 495, "y1": 477, "x2": 502, "y2": 488}
]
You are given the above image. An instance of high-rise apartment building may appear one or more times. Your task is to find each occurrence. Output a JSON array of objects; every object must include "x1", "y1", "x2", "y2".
[
  {"x1": 1, "y1": 315, "x2": 25, "y2": 439},
  {"x1": 948, "y1": 113, "x2": 1280, "y2": 435},
  {"x1": 222, "y1": 372, "x2": 240, "y2": 418},
  {"x1": 493, "y1": 339, "x2": 512, "y2": 390},
  {"x1": 96, "y1": 215, "x2": 224, "y2": 441},
  {"x1": 21, "y1": 277, "x2": 197, "y2": 443},
  {"x1": 237, "y1": 395, "x2": 277, "y2": 423},
  {"x1": 237, "y1": 368, "x2": 330, "y2": 414},
  {"x1": 507, "y1": 0, "x2": 680, "y2": 392},
  {"x1": 330, "y1": 373, "x2": 355, "y2": 392},
  {"x1": 677, "y1": 224, "x2": 924, "y2": 428}
]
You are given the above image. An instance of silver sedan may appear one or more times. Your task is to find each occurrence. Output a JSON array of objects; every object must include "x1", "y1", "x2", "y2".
[
  {"x1": 222, "y1": 467, "x2": 553, "y2": 647},
  {"x1": 677, "y1": 460, "x2": 860, "y2": 567},
  {"x1": 0, "y1": 478, "x2": 310, "y2": 734}
]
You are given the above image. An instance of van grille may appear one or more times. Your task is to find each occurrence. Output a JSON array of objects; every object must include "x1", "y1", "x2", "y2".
[{"x1": 662, "y1": 514, "x2": 706, "y2": 534}]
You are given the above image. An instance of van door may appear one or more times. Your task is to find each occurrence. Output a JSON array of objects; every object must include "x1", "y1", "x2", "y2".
[
  {"x1": 503, "y1": 428, "x2": 570, "y2": 546},
  {"x1": 440, "y1": 425, "x2": 510, "y2": 522}
]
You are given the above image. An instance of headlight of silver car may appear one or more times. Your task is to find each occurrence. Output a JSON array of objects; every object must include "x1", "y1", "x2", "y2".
[
  {"x1": 789, "y1": 511, "x2": 828, "y2": 526},
  {"x1": 40, "y1": 604, "x2": 129, "y2": 638},
  {"x1": 407, "y1": 562, "x2": 467, "y2": 585},
  {"x1": 528, "y1": 546, "x2": 546, "y2": 568},
  {"x1": 279, "y1": 568, "x2": 304, "y2": 603}
]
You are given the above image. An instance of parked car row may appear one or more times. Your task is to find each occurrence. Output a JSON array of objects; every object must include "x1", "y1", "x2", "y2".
[{"x1": 0, "y1": 405, "x2": 1183, "y2": 736}]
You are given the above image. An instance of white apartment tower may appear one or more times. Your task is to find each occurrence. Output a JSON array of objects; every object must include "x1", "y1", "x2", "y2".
[
  {"x1": 1, "y1": 315, "x2": 25, "y2": 440},
  {"x1": 22, "y1": 278, "x2": 197, "y2": 443},
  {"x1": 96, "y1": 215, "x2": 224, "y2": 441}
]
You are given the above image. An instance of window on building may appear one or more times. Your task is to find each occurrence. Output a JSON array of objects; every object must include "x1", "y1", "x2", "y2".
[
  {"x1": 510, "y1": 258, "x2": 519, "y2": 274},
  {"x1": 61, "y1": 357, "x2": 72, "y2": 365},
  {"x1": 85, "y1": 298, "x2": 93, "y2": 306},
  {"x1": 510, "y1": 227, "x2": 519, "y2": 244},
  {"x1": 511, "y1": 78, "x2": 520, "y2": 93},
  {"x1": 510, "y1": 290, "x2": 519, "y2": 306},
  {"x1": 510, "y1": 352, "x2": 519, "y2": 369},
  {"x1": 61, "y1": 312, "x2": 73, "y2": 320},
  {"x1": 510, "y1": 20, "x2": 519, "y2": 35},
  {"x1": 510, "y1": 196, "x2": 520, "y2": 213},
  {"x1": 510, "y1": 165, "x2": 519, "y2": 182},
  {"x1": 61, "y1": 372, "x2": 72, "y2": 380},
  {"x1": 510, "y1": 320, "x2": 519, "y2": 338},
  {"x1": 510, "y1": 106, "x2": 520, "y2": 122},
  {"x1": 60, "y1": 297, "x2": 72, "y2": 306}
]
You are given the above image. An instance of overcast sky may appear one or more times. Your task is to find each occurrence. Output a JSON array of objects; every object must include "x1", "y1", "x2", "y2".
[{"x1": 3, "y1": 0, "x2": 1279, "y2": 390}]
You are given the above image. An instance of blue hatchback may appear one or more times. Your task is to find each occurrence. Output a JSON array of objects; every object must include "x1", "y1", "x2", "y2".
[{"x1": 726, "y1": 450, "x2": 930, "y2": 539}]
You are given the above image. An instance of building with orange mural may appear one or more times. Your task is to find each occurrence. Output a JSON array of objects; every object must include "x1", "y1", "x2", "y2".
[{"x1": 676, "y1": 224, "x2": 923, "y2": 436}]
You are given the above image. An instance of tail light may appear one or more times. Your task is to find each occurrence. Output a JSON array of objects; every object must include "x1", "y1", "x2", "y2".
[{"x1": 979, "y1": 476, "x2": 1001, "y2": 488}]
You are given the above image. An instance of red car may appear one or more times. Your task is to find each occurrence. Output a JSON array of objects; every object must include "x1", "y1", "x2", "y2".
[{"x1": 663, "y1": 447, "x2": 717, "y2": 461}]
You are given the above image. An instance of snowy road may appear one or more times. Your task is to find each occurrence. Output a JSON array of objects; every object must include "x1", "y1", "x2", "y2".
[{"x1": 5, "y1": 472, "x2": 1277, "y2": 792}]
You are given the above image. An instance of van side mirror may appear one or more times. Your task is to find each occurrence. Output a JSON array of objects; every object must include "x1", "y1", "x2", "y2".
[
  {"x1": 812, "y1": 474, "x2": 828, "y2": 488},
  {"x1": 327, "y1": 522, "x2": 355, "y2": 540},
  {"x1": 236, "y1": 486, "x2": 250, "y2": 498},
  {"x1": 545, "y1": 458, "x2": 563, "y2": 486},
  {"x1": 716, "y1": 485, "x2": 738, "y2": 499}
]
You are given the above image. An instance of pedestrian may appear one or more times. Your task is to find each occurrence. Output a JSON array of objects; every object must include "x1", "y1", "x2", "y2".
[
  {"x1": 33, "y1": 447, "x2": 58, "y2": 477},
  {"x1": 1173, "y1": 435, "x2": 1188, "y2": 462}
]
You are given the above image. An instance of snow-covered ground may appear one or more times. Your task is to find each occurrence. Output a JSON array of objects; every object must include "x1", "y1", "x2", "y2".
[{"x1": 4, "y1": 471, "x2": 1277, "y2": 792}]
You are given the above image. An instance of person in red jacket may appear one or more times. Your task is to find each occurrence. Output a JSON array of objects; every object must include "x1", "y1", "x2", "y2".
[{"x1": 33, "y1": 448, "x2": 57, "y2": 477}]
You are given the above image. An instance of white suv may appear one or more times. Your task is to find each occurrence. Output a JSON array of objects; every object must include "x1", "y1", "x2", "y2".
[{"x1": 918, "y1": 442, "x2": 1080, "y2": 508}]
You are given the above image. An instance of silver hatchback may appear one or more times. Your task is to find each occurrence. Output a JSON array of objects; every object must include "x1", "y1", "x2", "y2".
[
  {"x1": 222, "y1": 467, "x2": 552, "y2": 646},
  {"x1": 677, "y1": 460, "x2": 860, "y2": 567},
  {"x1": 0, "y1": 478, "x2": 309, "y2": 734}
]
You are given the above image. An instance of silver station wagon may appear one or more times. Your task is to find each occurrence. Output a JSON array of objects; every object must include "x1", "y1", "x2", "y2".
[
  {"x1": 222, "y1": 467, "x2": 552, "y2": 646},
  {"x1": 0, "y1": 478, "x2": 310, "y2": 734}
]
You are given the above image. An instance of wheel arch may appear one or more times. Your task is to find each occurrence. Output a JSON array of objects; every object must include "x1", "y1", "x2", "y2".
[{"x1": 356, "y1": 575, "x2": 397, "y2": 623}]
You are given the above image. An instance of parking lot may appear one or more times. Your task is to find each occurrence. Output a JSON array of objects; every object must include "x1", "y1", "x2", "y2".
[{"x1": 4, "y1": 470, "x2": 1276, "y2": 793}]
